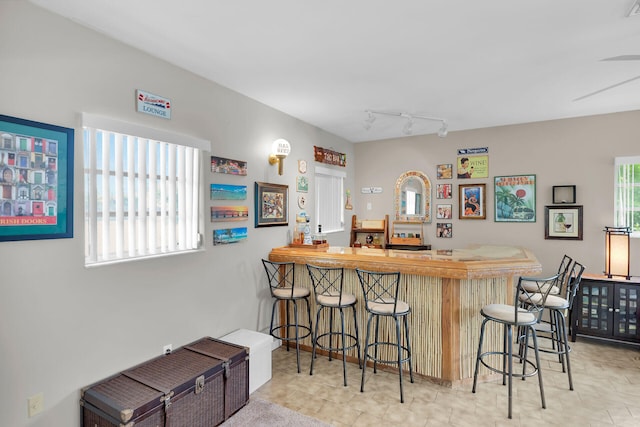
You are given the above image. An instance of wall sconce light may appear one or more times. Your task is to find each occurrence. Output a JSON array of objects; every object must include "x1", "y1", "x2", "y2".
[
  {"x1": 364, "y1": 110, "x2": 448, "y2": 138},
  {"x1": 268, "y1": 138, "x2": 291, "y2": 175},
  {"x1": 604, "y1": 226, "x2": 631, "y2": 280}
]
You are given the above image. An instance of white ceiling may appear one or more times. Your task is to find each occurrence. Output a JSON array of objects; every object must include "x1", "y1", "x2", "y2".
[{"x1": 29, "y1": 0, "x2": 640, "y2": 142}]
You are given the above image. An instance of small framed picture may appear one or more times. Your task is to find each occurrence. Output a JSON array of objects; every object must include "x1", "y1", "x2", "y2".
[
  {"x1": 544, "y1": 205, "x2": 583, "y2": 240},
  {"x1": 436, "y1": 204, "x2": 452, "y2": 219},
  {"x1": 296, "y1": 175, "x2": 308, "y2": 192},
  {"x1": 552, "y1": 185, "x2": 576, "y2": 204},
  {"x1": 437, "y1": 223, "x2": 452, "y2": 238},
  {"x1": 436, "y1": 183, "x2": 452, "y2": 199},
  {"x1": 437, "y1": 164, "x2": 452, "y2": 179},
  {"x1": 459, "y1": 183, "x2": 486, "y2": 219}
]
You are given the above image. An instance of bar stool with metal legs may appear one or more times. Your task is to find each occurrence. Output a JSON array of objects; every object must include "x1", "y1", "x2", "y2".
[
  {"x1": 472, "y1": 274, "x2": 558, "y2": 419},
  {"x1": 262, "y1": 259, "x2": 312, "y2": 373},
  {"x1": 520, "y1": 261, "x2": 585, "y2": 390},
  {"x1": 356, "y1": 268, "x2": 413, "y2": 403},
  {"x1": 306, "y1": 264, "x2": 361, "y2": 386}
]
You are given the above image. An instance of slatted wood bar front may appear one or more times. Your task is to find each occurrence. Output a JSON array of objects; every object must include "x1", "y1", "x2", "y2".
[{"x1": 268, "y1": 245, "x2": 541, "y2": 387}]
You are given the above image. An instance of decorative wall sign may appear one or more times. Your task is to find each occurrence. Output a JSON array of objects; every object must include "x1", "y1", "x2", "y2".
[
  {"x1": 494, "y1": 175, "x2": 536, "y2": 222},
  {"x1": 544, "y1": 205, "x2": 583, "y2": 240},
  {"x1": 213, "y1": 227, "x2": 247, "y2": 245},
  {"x1": 210, "y1": 184, "x2": 247, "y2": 200},
  {"x1": 255, "y1": 182, "x2": 288, "y2": 227},
  {"x1": 457, "y1": 155, "x2": 488, "y2": 179},
  {"x1": 296, "y1": 176, "x2": 308, "y2": 192},
  {"x1": 313, "y1": 146, "x2": 346, "y2": 167},
  {"x1": 136, "y1": 89, "x2": 171, "y2": 119},
  {"x1": 211, "y1": 206, "x2": 248, "y2": 222},
  {"x1": 0, "y1": 114, "x2": 73, "y2": 242},
  {"x1": 297, "y1": 194, "x2": 307, "y2": 209},
  {"x1": 361, "y1": 186, "x2": 383, "y2": 194},
  {"x1": 459, "y1": 183, "x2": 486, "y2": 219},
  {"x1": 211, "y1": 155, "x2": 247, "y2": 175},
  {"x1": 298, "y1": 159, "x2": 307, "y2": 174},
  {"x1": 457, "y1": 147, "x2": 488, "y2": 155}
]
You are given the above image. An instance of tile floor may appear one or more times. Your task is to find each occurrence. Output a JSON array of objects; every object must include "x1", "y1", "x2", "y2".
[{"x1": 253, "y1": 337, "x2": 640, "y2": 426}]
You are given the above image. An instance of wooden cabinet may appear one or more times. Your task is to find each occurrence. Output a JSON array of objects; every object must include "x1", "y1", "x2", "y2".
[
  {"x1": 572, "y1": 274, "x2": 639, "y2": 344},
  {"x1": 349, "y1": 214, "x2": 388, "y2": 248}
]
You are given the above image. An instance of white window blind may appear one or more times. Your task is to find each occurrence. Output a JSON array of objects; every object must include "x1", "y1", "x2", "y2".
[
  {"x1": 614, "y1": 155, "x2": 640, "y2": 237},
  {"x1": 315, "y1": 166, "x2": 345, "y2": 233},
  {"x1": 83, "y1": 114, "x2": 210, "y2": 265}
]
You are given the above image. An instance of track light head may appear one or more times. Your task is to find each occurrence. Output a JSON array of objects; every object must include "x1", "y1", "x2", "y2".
[
  {"x1": 438, "y1": 121, "x2": 448, "y2": 138},
  {"x1": 363, "y1": 110, "x2": 376, "y2": 130},
  {"x1": 402, "y1": 117, "x2": 413, "y2": 135}
]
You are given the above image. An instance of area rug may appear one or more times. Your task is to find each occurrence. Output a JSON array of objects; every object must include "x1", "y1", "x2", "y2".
[{"x1": 221, "y1": 397, "x2": 331, "y2": 426}]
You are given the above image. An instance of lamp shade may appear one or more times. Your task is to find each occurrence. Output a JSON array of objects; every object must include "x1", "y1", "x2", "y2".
[
  {"x1": 271, "y1": 138, "x2": 291, "y2": 157},
  {"x1": 604, "y1": 226, "x2": 631, "y2": 279}
]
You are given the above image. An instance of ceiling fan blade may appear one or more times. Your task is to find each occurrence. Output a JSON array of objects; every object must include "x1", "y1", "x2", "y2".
[
  {"x1": 573, "y1": 74, "x2": 640, "y2": 101},
  {"x1": 602, "y1": 55, "x2": 640, "y2": 61}
]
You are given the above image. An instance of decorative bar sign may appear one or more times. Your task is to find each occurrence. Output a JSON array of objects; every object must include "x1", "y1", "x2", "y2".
[
  {"x1": 136, "y1": 89, "x2": 171, "y2": 119},
  {"x1": 314, "y1": 146, "x2": 346, "y2": 167}
]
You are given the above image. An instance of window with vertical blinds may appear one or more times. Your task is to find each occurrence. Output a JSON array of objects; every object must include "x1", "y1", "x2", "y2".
[
  {"x1": 82, "y1": 114, "x2": 209, "y2": 266},
  {"x1": 315, "y1": 165, "x2": 345, "y2": 233},
  {"x1": 614, "y1": 155, "x2": 640, "y2": 237}
]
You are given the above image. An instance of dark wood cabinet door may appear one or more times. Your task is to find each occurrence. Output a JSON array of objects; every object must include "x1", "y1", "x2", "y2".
[
  {"x1": 613, "y1": 283, "x2": 639, "y2": 340},
  {"x1": 578, "y1": 280, "x2": 614, "y2": 338}
]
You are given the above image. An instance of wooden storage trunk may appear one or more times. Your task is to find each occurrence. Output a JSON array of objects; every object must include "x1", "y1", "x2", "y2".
[{"x1": 80, "y1": 337, "x2": 249, "y2": 427}]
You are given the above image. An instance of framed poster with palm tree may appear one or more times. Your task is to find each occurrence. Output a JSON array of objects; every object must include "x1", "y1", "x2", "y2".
[{"x1": 494, "y1": 175, "x2": 536, "y2": 222}]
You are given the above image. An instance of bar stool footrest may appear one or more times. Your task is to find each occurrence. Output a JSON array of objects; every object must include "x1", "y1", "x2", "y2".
[
  {"x1": 270, "y1": 324, "x2": 312, "y2": 342},
  {"x1": 477, "y1": 350, "x2": 539, "y2": 379},
  {"x1": 364, "y1": 342, "x2": 411, "y2": 365},
  {"x1": 314, "y1": 331, "x2": 359, "y2": 353}
]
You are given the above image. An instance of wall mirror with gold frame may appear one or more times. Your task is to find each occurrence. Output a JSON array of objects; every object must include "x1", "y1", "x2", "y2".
[{"x1": 394, "y1": 170, "x2": 432, "y2": 222}]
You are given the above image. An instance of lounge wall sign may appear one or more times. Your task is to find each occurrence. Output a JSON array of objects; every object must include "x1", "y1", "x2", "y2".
[
  {"x1": 313, "y1": 146, "x2": 346, "y2": 167},
  {"x1": 136, "y1": 89, "x2": 171, "y2": 119}
]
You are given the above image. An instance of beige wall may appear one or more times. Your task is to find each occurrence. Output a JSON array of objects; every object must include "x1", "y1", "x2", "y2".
[
  {"x1": 0, "y1": 3, "x2": 353, "y2": 426},
  {"x1": 354, "y1": 111, "x2": 640, "y2": 277}
]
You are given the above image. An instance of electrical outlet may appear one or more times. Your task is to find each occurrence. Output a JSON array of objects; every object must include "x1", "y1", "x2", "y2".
[
  {"x1": 27, "y1": 392, "x2": 44, "y2": 418},
  {"x1": 163, "y1": 344, "x2": 172, "y2": 355}
]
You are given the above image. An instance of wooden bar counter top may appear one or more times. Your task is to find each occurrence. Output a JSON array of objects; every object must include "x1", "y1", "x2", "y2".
[{"x1": 269, "y1": 245, "x2": 541, "y2": 387}]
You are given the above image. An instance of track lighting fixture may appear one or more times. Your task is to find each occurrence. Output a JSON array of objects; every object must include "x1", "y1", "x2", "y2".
[
  {"x1": 364, "y1": 110, "x2": 449, "y2": 138},
  {"x1": 438, "y1": 121, "x2": 448, "y2": 138},
  {"x1": 363, "y1": 111, "x2": 376, "y2": 130}
]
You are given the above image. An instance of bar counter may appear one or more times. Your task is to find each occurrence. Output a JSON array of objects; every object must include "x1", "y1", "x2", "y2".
[{"x1": 269, "y1": 245, "x2": 542, "y2": 387}]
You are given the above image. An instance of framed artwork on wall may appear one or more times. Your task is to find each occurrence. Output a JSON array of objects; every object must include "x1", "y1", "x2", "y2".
[
  {"x1": 255, "y1": 182, "x2": 288, "y2": 227},
  {"x1": 459, "y1": 183, "x2": 486, "y2": 219},
  {"x1": 437, "y1": 164, "x2": 452, "y2": 179},
  {"x1": 0, "y1": 114, "x2": 74, "y2": 242},
  {"x1": 552, "y1": 185, "x2": 576, "y2": 204},
  {"x1": 213, "y1": 227, "x2": 247, "y2": 245},
  {"x1": 210, "y1": 206, "x2": 248, "y2": 222},
  {"x1": 544, "y1": 205, "x2": 583, "y2": 240},
  {"x1": 494, "y1": 174, "x2": 536, "y2": 222},
  {"x1": 436, "y1": 222, "x2": 452, "y2": 238},
  {"x1": 436, "y1": 183, "x2": 452, "y2": 199},
  {"x1": 436, "y1": 204, "x2": 452, "y2": 219},
  {"x1": 210, "y1": 184, "x2": 247, "y2": 200},
  {"x1": 211, "y1": 155, "x2": 247, "y2": 175}
]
